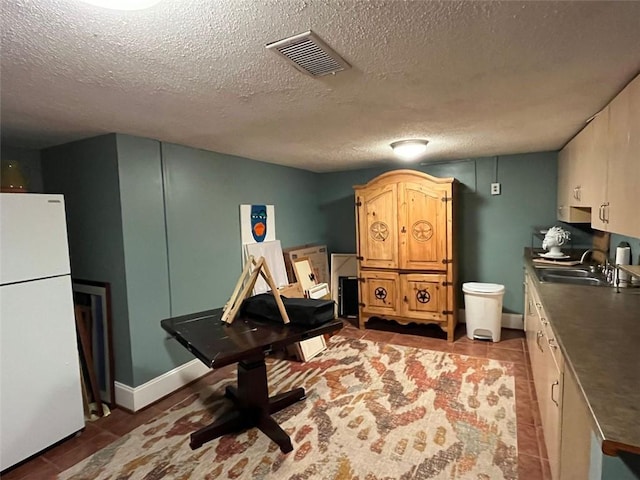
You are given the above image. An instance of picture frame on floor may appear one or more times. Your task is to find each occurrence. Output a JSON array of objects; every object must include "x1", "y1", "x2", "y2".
[{"x1": 72, "y1": 279, "x2": 115, "y2": 407}]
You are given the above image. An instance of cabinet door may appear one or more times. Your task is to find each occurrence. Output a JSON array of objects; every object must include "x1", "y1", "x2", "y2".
[
  {"x1": 356, "y1": 184, "x2": 398, "y2": 269},
  {"x1": 606, "y1": 75, "x2": 640, "y2": 238},
  {"x1": 360, "y1": 271, "x2": 399, "y2": 316},
  {"x1": 399, "y1": 273, "x2": 447, "y2": 321},
  {"x1": 525, "y1": 275, "x2": 545, "y2": 363},
  {"x1": 526, "y1": 279, "x2": 563, "y2": 480},
  {"x1": 531, "y1": 323, "x2": 563, "y2": 480},
  {"x1": 557, "y1": 143, "x2": 591, "y2": 223},
  {"x1": 526, "y1": 288, "x2": 546, "y2": 407},
  {"x1": 560, "y1": 369, "x2": 592, "y2": 480},
  {"x1": 581, "y1": 110, "x2": 608, "y2": 209},
  {"x1": 556, "y1": 145, "x2": 573, "y2": 221},
  {"x1": 523, "y1": 276, "x2": 539, "y2": 353},
  {"x1": 398, "y1": 182, "x2": 448, "y2": 270},
  {"x1": 591, "y1": 108, "x2": 610, "y2": 232},
  {"x1": 569, "y1": 126, "x2": 590, "y2": 207},
  {"x1": 540, "y1": 344, "x2": 563, "y2": 480}
]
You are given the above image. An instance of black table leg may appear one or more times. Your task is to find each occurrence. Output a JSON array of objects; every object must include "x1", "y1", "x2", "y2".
[
  {"x1": 257, "y1": 413, "x2": 293, "y2": 453},
  {"x1": 268, "y1": 387, "x2": 306, "y2": 414},
  {"x1": 190, "y1": 409, "x2": 249, "y2": 449},
  {"x1": 189, "y1": 358, "x2": 306, "y2": 453}
]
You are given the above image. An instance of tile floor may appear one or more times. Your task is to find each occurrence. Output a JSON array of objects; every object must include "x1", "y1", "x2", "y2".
[{"x1": 2, "y1": 319, "x2": 550, "y2": 480}]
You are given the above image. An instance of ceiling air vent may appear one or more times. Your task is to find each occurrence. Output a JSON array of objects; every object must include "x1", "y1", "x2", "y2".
[{"x1": 266, "y1": 31, "x2": 351, "y2": 77}]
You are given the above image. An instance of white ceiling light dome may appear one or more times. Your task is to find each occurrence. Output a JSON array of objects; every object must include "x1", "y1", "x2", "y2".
[
  {"x1": 77, "y1": 0, "x2": 162, "y2": 10},
  {"x1": 390, "y1": 139, "x2": 429, "y2": 161}
]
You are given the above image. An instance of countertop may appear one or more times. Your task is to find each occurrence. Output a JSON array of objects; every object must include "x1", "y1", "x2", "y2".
[{"x1": 524, "y1": 249, "x2": 640, "y2": 456}]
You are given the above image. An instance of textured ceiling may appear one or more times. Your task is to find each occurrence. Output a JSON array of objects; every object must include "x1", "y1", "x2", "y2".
[{"x1": 2, "y1": 0, "x2": 640, "y2": 172}]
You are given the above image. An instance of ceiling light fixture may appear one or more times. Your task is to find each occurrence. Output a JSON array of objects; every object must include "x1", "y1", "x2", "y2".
[
  {"x1": 78, "y1": 0, "x2": 162, "y2": 10},
  {"x1": 390, "y1": 139, "x2": 429, "y2": 161}
]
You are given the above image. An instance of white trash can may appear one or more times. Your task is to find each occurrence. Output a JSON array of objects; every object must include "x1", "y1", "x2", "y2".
[{"x1": 462, "y1": 282, "x2": 505, "y2": 342}]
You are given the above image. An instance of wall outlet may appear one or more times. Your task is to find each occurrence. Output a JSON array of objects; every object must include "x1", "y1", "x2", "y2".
[{"x1": 491, "y1": 183, "x2": 501, "y2": 195}]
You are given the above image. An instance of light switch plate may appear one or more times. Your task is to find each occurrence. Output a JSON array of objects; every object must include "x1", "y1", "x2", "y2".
[{"x1": 491, "y1": 183, "x2": 501, "y2": 195}]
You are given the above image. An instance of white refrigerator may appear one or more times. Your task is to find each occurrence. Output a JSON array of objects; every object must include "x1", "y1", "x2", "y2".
[{"x1": 0, "y1": 193, "x2": 84, "y2": 471}]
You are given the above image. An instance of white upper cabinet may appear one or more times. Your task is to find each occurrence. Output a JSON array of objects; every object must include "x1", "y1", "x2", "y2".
[
  {"x1": 557, "y1": 136, "x2": 591, "y2": 223},
  {"x1": 594, "y1": 74, "x2": 640, "y2": 237},
  {"x1": 573, "y1": 111, "x2": 608, "y2": 208},
  {"x1": 558, "y1": 74, "x2": 639, "y2": 238}
]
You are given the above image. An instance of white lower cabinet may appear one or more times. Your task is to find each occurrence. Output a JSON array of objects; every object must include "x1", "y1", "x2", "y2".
[
  {"x1": 559, "y1": 367, "x2": 592, "y2": 480},
  {"x1": 525, "y1": 269, "x2": 640, "y2": 480},
  {"x1": 525, "y1": 272, "x2": 563, "y2": 479}
]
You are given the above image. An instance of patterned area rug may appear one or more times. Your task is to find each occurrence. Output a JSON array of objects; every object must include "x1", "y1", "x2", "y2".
[{"x1": 59, "y1": 337, "x2": 517, "y2": 480}]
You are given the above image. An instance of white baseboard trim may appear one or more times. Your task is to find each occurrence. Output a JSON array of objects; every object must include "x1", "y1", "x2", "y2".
[
  {"x1": 458, "y1": 309, "x2": 524, "y2": 330},
  {"x1": 114, "y1": 359, "x2": 210, "y2": 412}
]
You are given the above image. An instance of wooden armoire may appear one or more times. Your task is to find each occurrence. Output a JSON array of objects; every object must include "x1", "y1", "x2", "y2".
[{"x1": 354, "y1": 170, "x2": 457, "y2": 341}]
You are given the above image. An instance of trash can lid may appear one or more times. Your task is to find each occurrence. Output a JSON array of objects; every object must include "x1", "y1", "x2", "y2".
[{"x1": 462, "y1": 282, "x2": 505, "y2": 294}]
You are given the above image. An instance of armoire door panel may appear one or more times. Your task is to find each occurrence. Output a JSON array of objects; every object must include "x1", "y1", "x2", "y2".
[
  {"x1": 399, "y1": 182, "x2": 447, "y2": 270},
  {"x1": 357, "y1": 184, "x2": 398, "y2": 269},
  {"x1": 360, "y1": 271, "x2": 399, "y2": 316},
  {"x1": 400, "y1": 273, "x2": 447, "y2": 321}
]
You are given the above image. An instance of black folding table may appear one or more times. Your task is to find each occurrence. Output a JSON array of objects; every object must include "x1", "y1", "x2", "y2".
[{"x1": 161, "y1": 308, "x2": 343, "y2": 453}]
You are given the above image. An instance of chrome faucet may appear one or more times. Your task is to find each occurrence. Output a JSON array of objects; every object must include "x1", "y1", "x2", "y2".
[
  {"x1": 579, "y1": 248, "x2": 609, "y2": 264},
  {"x1": 580, "y1": 248, "x2": 615, "y2": 282}
]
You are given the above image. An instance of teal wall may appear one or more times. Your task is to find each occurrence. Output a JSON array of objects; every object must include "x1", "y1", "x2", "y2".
[
  {"x1": 115, "y1": 135, "x2": 193, "y2": 386},
  {"x1": 317, "y1": 153, "x2": 561, "y2": 314},
  {"x1": 41, "y1": 135, "x2": 135, "y2": 386},
  {"x1": 161, "y1": 143, "x2": 322, "y2": 316},
  {"x1": 41, "y1": 135, "x2": 323, "y2": 387},
  {"x1": 37, "y1": 134, "x2": 639, "y2": 389},
  {"x1": 603, "y1": 452, "x2": 640, "y2": 479}
]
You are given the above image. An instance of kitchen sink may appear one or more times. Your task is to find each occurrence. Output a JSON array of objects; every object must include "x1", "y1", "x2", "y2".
[
  {"x1": 536, "y1": 268, "x2": 593, "y2": 277},
  {"x1": 534, "y1": 266, "x2": 610, "y2": 286},
  {"x1": 536, "y1": 273, "x2": 608, "y2": 286}
]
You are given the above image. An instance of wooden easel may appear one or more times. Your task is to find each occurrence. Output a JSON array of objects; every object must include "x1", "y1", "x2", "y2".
[{"x1": 221, "y1": 255, "x2": 290, "y2": 324}]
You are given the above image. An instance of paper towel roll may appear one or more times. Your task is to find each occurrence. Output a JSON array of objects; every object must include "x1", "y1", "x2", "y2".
[{"x1": 615, "y1": 246, "x2": 631, "y2": 285}]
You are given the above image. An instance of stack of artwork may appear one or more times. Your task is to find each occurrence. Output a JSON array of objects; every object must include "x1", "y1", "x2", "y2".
[{"x1": 237, "y1": 204, "x2": 329, "y2": 361}]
